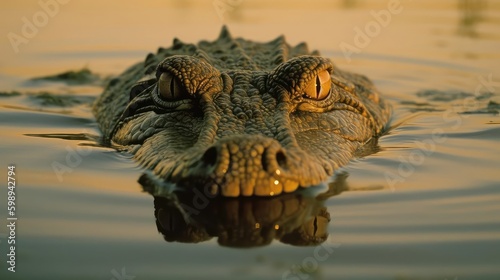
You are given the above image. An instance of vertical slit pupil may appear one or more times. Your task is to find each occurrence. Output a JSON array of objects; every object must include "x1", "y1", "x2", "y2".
[
  {"x1": 169, "y1": 77, "x2": 175, "y2": 99},
  {"x1": 315, "y1": 76, "x2": 321, "y2": 99},
  {"x1": 313, "y1": 216, "x2": 318, "y2": 235}
]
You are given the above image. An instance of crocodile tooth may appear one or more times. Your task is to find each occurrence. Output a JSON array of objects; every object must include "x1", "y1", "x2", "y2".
[
  {"x1": 254, "y1": 178, "x2": 283, "y2": 196},
  {"x1": 221, "y1": 180, "x2": 240, "y2": 197}
]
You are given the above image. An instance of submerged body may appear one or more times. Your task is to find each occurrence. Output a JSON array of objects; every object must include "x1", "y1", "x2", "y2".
[{"x1": 93, "y1": 27, "x2": 391, "y2": 197}]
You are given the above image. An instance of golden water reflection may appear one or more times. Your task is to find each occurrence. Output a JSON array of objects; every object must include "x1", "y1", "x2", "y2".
[{"x1": 140, "y1": 172, "x2": 354, "y2": 248}]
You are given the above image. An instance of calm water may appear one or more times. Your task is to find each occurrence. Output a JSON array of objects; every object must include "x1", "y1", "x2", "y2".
[{"x1": 1, "y1": 0, "x2": 500, "y2": 279}]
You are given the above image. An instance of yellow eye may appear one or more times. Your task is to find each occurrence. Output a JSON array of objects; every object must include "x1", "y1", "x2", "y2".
[
  {"x1": 303, "y1": 70, "x2": 331, "y2": 100},
  {"x1": 158, "y1": 72, "x2": 187, "y2": 101}
]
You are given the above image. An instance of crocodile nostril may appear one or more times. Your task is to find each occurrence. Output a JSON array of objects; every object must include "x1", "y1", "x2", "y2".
[
  {"x1": 276, "y1": 150, "x2": 287, "y2": 169},
  {"x1": 201, "y1": 146, "x2": 218, "y2": 167},
  {"x1": 262, "y1": 148, "x2": 288, "y2": 172},
  {"x1": 261, "y1": 151, "x2": 268, "y2": 172}
]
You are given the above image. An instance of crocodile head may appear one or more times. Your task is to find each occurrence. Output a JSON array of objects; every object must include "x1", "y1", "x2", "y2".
[{"x1": 93, "y1": 27, "x2": 391, "y2": 197}]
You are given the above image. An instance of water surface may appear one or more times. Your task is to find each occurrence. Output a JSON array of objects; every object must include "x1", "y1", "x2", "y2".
[{"x1": 1, "y1": 0, "x2": 499, "y2": 279}]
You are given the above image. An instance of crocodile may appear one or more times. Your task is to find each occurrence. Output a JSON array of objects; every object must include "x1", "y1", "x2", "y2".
[{"x1": 93, "y1": 27, "x2": 391, "y2": 197}]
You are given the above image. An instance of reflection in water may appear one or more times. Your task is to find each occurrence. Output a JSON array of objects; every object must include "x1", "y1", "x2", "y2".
[
  {"x1": 457, "y1": 0, "x2": 487, "y2": 37},
  {"x1": 24, "y1": 132, "x2": 383, "y2": 248},
  {"x1": 140, "y1": 172, "x2": 352, "y2": 248}
]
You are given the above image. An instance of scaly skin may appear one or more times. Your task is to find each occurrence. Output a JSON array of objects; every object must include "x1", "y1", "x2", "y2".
[{"x1": 93, "y1": 27, "x2": 391, "y2": 197}]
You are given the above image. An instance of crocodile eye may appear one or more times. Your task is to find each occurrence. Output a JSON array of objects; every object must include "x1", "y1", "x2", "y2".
[
  {"x1": 303, "y1": 70, "x2": 331, "y2": 100},
  {"x1": 158, "y1": 72, "x2": 187, "y2": 101}
]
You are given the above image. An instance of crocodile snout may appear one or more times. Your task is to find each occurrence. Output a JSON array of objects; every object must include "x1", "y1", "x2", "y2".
[{"x1": 182, "y1": 135, "x2": 302, "y2": 197}]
